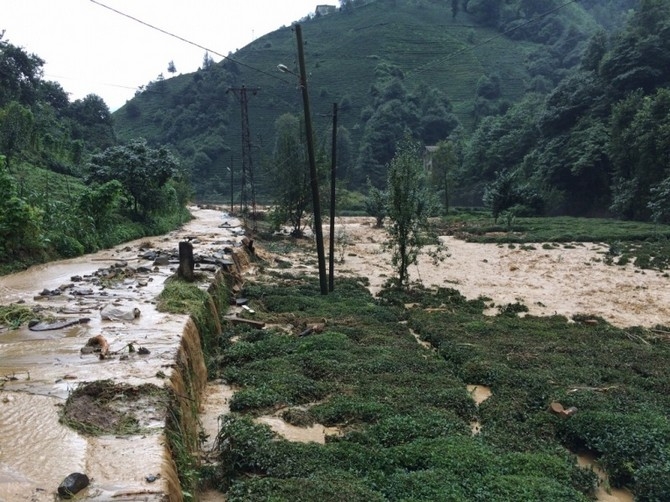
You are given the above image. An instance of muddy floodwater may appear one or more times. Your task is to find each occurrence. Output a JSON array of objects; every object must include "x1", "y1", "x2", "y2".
[
  {"x1": 0, "y1": 207, "x2": 244, "y2": 501},
  {"x1": 2, "y1": 212, "x2": 660, "y2": 501}
]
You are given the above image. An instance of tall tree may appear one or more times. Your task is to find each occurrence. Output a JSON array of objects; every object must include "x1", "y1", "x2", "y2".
[
  {"x1": 267, "y1": 113, "x2": 311, "y2": 236},
  {"x1": 609, "y1": 88, "x2": 670, "y2": 219},
  {"x1": 0, "y1": 101, "x2": 34, "y2": 170},
  {"x1": 0, "y1": 36, "x2": 44, "y2": 107},
  {"x1": 69, "y1": 94, "x2": 115, "y2": 151},
  {"x1": 385, "y1": 137, "x2": 439, "y2": 289},
  {"x1": 86, "y1": 139, "x2": 178, "y2": 217}
]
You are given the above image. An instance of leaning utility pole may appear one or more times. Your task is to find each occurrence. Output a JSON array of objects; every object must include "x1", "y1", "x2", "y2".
[
  {"x1": 227, "y1": 85, "x2": 260, "y2": 230},
  {"x1": 295, "y1": 24, "x2": 328, "y2": 295}
]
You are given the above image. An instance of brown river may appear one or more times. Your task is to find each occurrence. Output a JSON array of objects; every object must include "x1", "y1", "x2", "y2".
[{"x1": 0, "y1": 207, "x2": 244, "y2": 501}]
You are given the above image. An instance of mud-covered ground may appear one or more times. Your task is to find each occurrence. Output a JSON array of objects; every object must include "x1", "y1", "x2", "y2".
[{"x1": 287, "y1": 216, "x2": 670, "y2": 329}]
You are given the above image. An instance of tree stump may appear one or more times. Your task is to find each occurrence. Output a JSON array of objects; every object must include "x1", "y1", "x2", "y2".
[{"x1": 178, "y1": 241, "x2": 195, "y2": 281}]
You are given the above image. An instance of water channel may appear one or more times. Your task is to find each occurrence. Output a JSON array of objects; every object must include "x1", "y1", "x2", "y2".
[{"x1": 0, "y1": 207, "x2": 244, "y2": 501}]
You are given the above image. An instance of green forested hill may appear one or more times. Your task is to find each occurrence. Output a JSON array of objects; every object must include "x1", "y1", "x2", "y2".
[
  {"x1": 0, "y1": 34, "x2": 190, "y2": 272},
  {"x1": 114, "y1": 0, "x2": 619, "y2": 201}
]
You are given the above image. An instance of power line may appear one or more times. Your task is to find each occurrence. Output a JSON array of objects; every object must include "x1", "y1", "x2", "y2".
[{"x1": 89, "y1": 0, "x2": 293, "y2": 85}]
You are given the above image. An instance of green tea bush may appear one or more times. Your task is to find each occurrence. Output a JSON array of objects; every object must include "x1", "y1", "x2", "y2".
[
  {"x1": 228, "y1": 385, "x2": 284, "y2": 412},
  {"x1": 381, "y1": 468, "x2": 468, "y2": 500},
  {"x1": 478, "y1": 475, "x2": 590, "y2": 501},
  {"x1": 558, "y1": 411, "x2": 670, "y2": 488},
  {"x1": 346, "y1": 411, "x2": 470, "y2": 447},
  {"x1": 388, "y1": 437, "x2": 492, "y2": 475},
  {"x1": 310, "y1": 396, "x2": 393, "y2": 426},
  {"x1": 212, "y1": 272, "x2": 662, "y2": 499},
  {"x1": 226, "y1": 473, "x2": 385, "y2": 502},
  {"x1": 634, "y1": 459, "x2": 670, "y2": 502}
]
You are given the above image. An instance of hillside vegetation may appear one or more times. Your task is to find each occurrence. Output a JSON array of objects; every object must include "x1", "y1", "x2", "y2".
[
  {"x1": 114, "y1": 0, "x2": 631, "y2": 201},
  {"x1": 0, "y1": 34, "x2": 190, "y2": 273}
]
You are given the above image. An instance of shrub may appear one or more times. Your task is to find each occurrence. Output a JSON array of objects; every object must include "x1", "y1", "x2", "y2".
[{"x1": 558, "y1": 411, "x2": 670, "y2": 488}]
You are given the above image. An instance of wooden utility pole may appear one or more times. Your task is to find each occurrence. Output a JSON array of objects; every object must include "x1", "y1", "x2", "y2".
[
  {"x1": 329, "y1": 102, "x2": 338, "y2": 292},
  {"x1": 295, "y1": 24, "x2": 328, "y2": 295}
]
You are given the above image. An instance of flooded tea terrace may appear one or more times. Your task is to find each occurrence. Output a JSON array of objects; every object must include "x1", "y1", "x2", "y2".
[{"x1": 0, "y1": 207, "x2": 245, "y2": 501}]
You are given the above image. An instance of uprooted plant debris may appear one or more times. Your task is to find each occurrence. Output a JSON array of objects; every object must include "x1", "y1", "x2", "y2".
[{"x1": 60, "y1": 380, "x2": 168, "y2": 436}]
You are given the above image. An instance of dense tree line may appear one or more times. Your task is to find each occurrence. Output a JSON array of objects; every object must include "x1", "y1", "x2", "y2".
[
  {"x1": 108, "y1": 0, "x2": 657, "y2": 223},
  {"x1": 0, "y1": 35, "x2": 188, "y2": 271},
  {"x1": 456, "y1": 0, "x2": 670, "y2": 222}
]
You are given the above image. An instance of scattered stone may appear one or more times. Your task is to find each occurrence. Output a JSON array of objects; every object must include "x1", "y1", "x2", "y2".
[
  {"x1": 71, "y1": 288, "x2": 94, "y2": 296},
  {"x1": 549, "y1": 401, "x2": 578, "y2": 418},
  {"x1": 100, "y1": 305, "x2": 141, "y2": 321},
  {"x1": 136, "y1": 266, "x2": 152, "y2": 274},
  {"x1": 83, "y1": 335, "x2": 110, "y2": 359},
  {"x1": 140, "y1": 250, "x2": 158, "y2": 260},
  {"x1": 57, "y1": 472, "x2": 89, "y2": 499},
  {"x1": 153, "y1": 256, "x2": 170, "y2": 266},
  {"x1": 39, "y1": 288, "x2": 61, "y2": 297},
  {"x1": 138, "y1": 347, "x2": 150, "y2": 355}
]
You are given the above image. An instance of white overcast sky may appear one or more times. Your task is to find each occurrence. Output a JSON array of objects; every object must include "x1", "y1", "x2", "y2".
[{"x1": 0, "y1": 0, "x2": 322, "y2": 111}]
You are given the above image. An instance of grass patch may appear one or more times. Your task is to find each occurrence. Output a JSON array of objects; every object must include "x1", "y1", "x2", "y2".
[
  {"x1": 156, "y1": 279, "x2": 212, "y2": 315},
  {"x1": 436, "y1": 213, "x2": 670, "y2": 271},
  {"x1": 60, "y1": 380, "x2": 167, "y2": 436}
]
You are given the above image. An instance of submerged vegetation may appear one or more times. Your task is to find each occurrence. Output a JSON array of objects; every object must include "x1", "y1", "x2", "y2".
[
  {"x1": 60, "y1": 380, "x2": 168, "y2": 436},
  {"x1": 200, "y1": 268, "x2": 670, "y2": 501}
]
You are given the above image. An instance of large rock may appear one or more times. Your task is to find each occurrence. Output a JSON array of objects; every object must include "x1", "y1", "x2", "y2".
[{"x1": 57, "y1": 472, "x2": 89, "y2": 498}]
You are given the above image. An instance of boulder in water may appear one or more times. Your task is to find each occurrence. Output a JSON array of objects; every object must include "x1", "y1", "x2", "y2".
[{"x1": 57, "y1": 472, "x2": 89, "y2": 498}]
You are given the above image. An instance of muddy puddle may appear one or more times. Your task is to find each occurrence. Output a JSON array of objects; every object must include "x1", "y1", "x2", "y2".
[
  {"x1": 466, "y1": 384, "x2": 492, "y2": 435},
  {"x1": 577, "y1": 452, "x2": 635, "y2": 502},
  {"x1": 0, "y1": 207, "x2": 244, "y2": 501}
]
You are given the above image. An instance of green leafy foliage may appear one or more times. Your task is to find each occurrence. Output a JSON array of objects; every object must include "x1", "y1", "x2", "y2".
[
  {"x1": 364, "y1": 177, "x2": 387, "y2": 227},
  {"x1": 265, "y1": 113, "x2": 311, "y2": 236},
  {"x1": 385, "y1": 137, "x2": 441, "y2": 288},
  {"x1": 86, "y1": 139, "x2": 178, "y2": 218},
  {"x1": 207, "y1": 274, "x2": 611, "y2": 500},
  {"x1": 0, "y1": 36, "x2": 189, "y2": 272}
]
